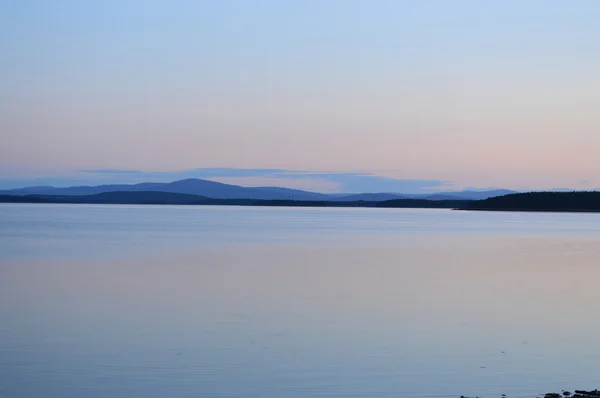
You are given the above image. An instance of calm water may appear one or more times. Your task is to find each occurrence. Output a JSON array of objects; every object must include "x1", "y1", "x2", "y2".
[{"x1": 1, "y1": 204, "x2": 600, "y2": 398}]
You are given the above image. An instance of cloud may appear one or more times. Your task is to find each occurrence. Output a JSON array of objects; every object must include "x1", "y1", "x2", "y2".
[
  {"x1": 270, "y1": 172, "x2": 445, "y2": 193},
  {"x1": 80, "y1": 169, "x2": 145, "y2": 175}
]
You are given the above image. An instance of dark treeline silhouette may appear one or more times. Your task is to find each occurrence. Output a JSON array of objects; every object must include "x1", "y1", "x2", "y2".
[
  {"x1": 230, "y1": 199, "x2": 470, "y2": 208},
  {"x1": 5, "y1": 191, "x2": 600, "y2": 212},
  {"x1": 0, "y1": 195, "x2": 52, "y2": 203},
  {"x1": 466, "y1": 191, "x2": 600, "y2": 212},
  {"x1": 1, "y1": 191, "x2": 209, "y2": 205},
  {"x1": 0, "y1": 191, "x2": 470, "y2": 209}
]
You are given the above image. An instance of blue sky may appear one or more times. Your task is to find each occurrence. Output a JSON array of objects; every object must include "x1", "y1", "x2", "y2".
[{"x1": 2, "y1": 1, "x2": 600, "y2": 192}]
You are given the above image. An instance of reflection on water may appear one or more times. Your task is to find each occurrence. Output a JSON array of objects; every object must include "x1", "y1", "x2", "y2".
[{"x1": 1, "y1": 204, "x2": 600, "y2": 398}]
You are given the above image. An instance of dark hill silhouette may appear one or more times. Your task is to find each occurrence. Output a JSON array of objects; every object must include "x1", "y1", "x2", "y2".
[
  {"x1": 67, "y1": 191, "x2": 210, "y2": 204},
  {"x1": 376, "y1": 199, "x2": 468, "y2": 208},
  {"x1": 413, "y1": 189, "x2": 515, "y2": 200},
  {"x1": 466, "y1": 191, "x2": 600, "y2": 212},
  {"x1": 320, "y1": 190, "x2": 516, "y2": 201},
  {"x1": 0, "y1": 191, "x2": 210, "y2": 205},
  {"x1": 334, "y1": 193, "x2": 407, "y2": 201},
  {"x1": 0, "y1": 194, "x2": 52, "y2": 203},
  {"x1": 0, "y1": 191, "x2": 471, "y2": 209}
]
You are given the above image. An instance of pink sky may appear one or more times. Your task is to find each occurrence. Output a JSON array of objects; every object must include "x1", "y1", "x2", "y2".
[{"x1": 2, "y1": 1, "x2": 600, "y2": 191}]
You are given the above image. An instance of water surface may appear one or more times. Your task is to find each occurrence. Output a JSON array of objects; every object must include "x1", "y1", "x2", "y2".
[{"x1": 1, "y1": 204, "x2": 600, "y2": 398}]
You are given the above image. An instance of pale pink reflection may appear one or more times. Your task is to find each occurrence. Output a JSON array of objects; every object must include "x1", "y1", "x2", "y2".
[{"x1": 5, "y1": 236, "x2": 600, "y2": 352}]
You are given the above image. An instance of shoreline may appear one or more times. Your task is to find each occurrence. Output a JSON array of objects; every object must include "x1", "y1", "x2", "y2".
[
  {"x1": 0, "y1": 194, "x2": 468, "y2": 209},
  {"x1": 457, "y1": 208, "x2": 600, "y2": 214},
  {"x1": 460, "y1": 390, "x2": 600, "y2": 398},
  {"x1": 3, "y1": 200, "x2": 600, "y2": 214}
]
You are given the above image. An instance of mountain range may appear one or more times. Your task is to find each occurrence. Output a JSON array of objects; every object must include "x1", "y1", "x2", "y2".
[{"x1": 0, "y1": 178, "x2": 515, "y2": 201}]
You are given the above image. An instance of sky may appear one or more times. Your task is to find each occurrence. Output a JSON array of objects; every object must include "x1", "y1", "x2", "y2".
[{"x1": 1, "y1": 0, "x2": 600, "y2": 193}]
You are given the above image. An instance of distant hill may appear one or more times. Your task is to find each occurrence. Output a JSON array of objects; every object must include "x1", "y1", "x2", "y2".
[
  {"x1": 333, "y1": 193, "x2": 406, "y2": 202},
  {"x1": 0, "y1": 191, "x2": 471, "y2": 209},
  {"x1": 0, "y1": 179, "x2": 331, "y2": 201},
  {"x1": 334, "y1": 189, "x2": 516, "y2": 202},
  {"x1": 414, "y1": 189, "x2": 516, "y2": 200},
  {"x1": 412, "y1": 194, "x2": 465, "y2": 201},
  {"x1": 465, "y1": 191, "x2": 600, "y2": 212},
  {"x1": 0, "y1": 178, "x2": 515, "y2": 201},
  {"x1": 376, "y1": 199, "x2": 469, "y2": 208}
]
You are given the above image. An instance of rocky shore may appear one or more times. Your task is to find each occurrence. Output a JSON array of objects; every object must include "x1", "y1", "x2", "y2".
[
  {"x1": 460, "y1": 389, "x2": 600, "y2": 398},
  {"x1": 543, "y1": 391, "x2": 600, "y2": 398}
]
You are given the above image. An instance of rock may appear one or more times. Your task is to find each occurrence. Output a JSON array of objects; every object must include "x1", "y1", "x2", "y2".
[{"x1": 574, "y1": 391, "x2": 600, "y2": 398}]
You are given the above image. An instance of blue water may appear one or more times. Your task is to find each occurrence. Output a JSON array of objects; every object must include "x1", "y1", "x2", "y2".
[{"x1": 1, "y1": 204, "x2": 600, "y2": 398}]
